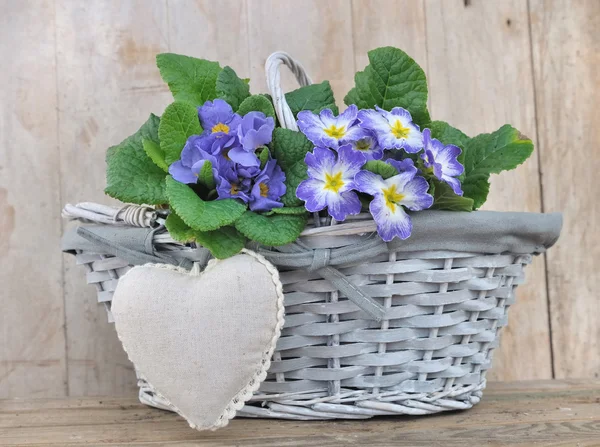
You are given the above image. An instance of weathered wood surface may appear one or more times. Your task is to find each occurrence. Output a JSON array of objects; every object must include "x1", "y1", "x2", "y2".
[
  {"x1": 0, "y1": 0, "x2": 597, "y2": 398},
  {"x1": 529, "y1": 0, "x2": 600, "y2": 380},
  {"x1": 1, "y1": 380, "x2": 599, "y2": 446}
]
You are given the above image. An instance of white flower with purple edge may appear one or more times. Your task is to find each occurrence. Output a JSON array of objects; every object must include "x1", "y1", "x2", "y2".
[
  {"x1": 198, "y1": 99, "x2": 241, "y2": 136},
  {"x1": 297, "y1": 105, "x2": 369, "y2": 150},
  {"x1": 358, "y1": 106, "x2": 423, "y2": 153},
  {"x1": 349, "y1": 131, "x2": 384, "y2": 160},
  {"x1": 421, "y1": 128, "x2": 464, "y2": 195},
  {"x1": 296, "y1": 146, "x2": 366, "y2": 221},
  {"x1": 354, "y1": 169, "x2": 433, "y2": 241}
]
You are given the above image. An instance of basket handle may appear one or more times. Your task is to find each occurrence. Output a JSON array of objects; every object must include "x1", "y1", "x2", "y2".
[{"x1": 265, "y1": 52, "x2": 312, "y2": 131}]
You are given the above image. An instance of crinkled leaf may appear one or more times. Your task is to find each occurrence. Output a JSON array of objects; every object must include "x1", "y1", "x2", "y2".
[
  {"x1": 363, "y1": 160, "x2": 397, "y2": 179},
  {"x1": 281, "y1": 159, "x2": 309, "y2": 207},
  {"x1": 143, "y1": 138, "x2": 168, "y2": 172},
  {"x1": 156, "y1": 53, "x2": 221, "y2": 106},
  {"x1": 235, "y1": 211, "x2": 307, "y2": 246},
  {"x1": 258, "y1": 147, "x2": 270, "y2": 168},
  {"x1": 216, "y1": 66, "x2": 250, "y2": 111},
  {"x1": 267, "y1": 206, "x2": 308, "y2": 216},
  {"x1": 105, "y1": 114, "x2": 168, "y2": 205},
  {"x1": 344, "y1": 47, "x2": 430, "y2": 126},
  {"x1": 159, "y1": 101, "x2": 202, "y2": 165},
  {"x1": 430, "y1": 179, "x2": 473, "y2": 211},
  {"x1": 237, "y1": 94, "x2": 276, "y2": 118},
  {"x1": 165, "y1": 176, "x2": 246, "y2": 231},
  {"x1": 271, "y1": 128, "x2": 313, "y2": 171},
  {"x1": 165, "y1": 211, "x2": 195, "y2": 243},
  {"x1": 461, "y1": 124, "x2": 533, "y2": 209},
  {"x1": 285, "y1": 81, "x2": 338, "y2": 117},
  {"x1": 194, "y1": 226, "x2": 246, "y2": 259}
]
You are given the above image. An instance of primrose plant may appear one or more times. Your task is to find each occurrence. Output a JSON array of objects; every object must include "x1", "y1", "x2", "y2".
[{"x1": 104, "y1": 47, "x2": 534, "y2": 258}]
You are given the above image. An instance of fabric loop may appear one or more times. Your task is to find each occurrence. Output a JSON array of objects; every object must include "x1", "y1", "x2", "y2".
[{"x1": 308, "y1": 248, "x2": 332, "y2": 272}]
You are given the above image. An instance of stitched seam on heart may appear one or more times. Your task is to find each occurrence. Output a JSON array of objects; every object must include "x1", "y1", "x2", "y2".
[{"x1": 112, "y1": 250, "x2": 285, "y2": 431}]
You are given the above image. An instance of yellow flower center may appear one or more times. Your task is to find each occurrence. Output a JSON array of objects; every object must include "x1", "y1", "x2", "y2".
[
  {"x1": 324, "y1": 171, "x2": 344, "y2": 193},
  {"x1": 324, "y1": 124, "x2": 347, "y2": 139},
  {"x1": 383, "y1": 184, "x2": 405, "y2": 212},
  {"x1": 211, "y1": 122, "x2": 230, "y2": 134},
  {"x1": 259, "y1": 182, "x2": 269, "y2": 197},
  {"x1": 390, "y1": 119, "x2": 410, "y2": 139},
  {"x1": 355, "y1": 138, "x2": 372, "y2": 151},
  {"x1": 230, "y1": 184, "x2": 240, "y2": 195}
]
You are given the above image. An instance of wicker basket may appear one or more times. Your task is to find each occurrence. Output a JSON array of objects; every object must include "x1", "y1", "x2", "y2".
[{"x1": 61, "y1": 52, "x2": 562, "y2": 420}]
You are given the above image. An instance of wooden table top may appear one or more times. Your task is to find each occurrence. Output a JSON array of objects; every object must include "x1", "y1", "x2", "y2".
[{"x1": 1, "y1": 380, "x2": 599, "y2": 446}]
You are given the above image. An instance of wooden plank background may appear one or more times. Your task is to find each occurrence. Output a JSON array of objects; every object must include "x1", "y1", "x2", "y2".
[{"x1": 0, "y1": 0, "x2": 597, "y2": 398}]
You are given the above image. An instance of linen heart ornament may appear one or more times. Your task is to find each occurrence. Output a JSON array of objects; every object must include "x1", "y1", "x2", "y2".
[{"x1": 111, "y1": 249, "x2": 284, "y2": 430}]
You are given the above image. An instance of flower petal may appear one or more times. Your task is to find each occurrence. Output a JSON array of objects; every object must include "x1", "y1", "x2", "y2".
[
  {"x1": 228, "y1": 147, "x2": 260, "y2": 167},
  {"x1": 327, "y1": 190, "x2": 362, "y2": 221},
  {"x1": 354, "y1": 170, "x2": 387, "y2": 196},
  {"x1": 401, "y1": 175, "x2": 434, "y2": 211},
  {"x1": 169, "y1": 160, "x2": 198, "y2": 184},
  {"x1": 369, "y1": 195, "x2": 413, "y2": 241},
  {"x1": 296, "y1": 178, "x2": 329, "y2": 213},
  {"x1": 305, "y1": 147, "x2": 337, "y2": 181}
]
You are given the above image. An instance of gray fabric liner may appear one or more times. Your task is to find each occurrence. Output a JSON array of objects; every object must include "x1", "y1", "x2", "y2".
[{"x1": 62, "y1": 210, "x2": 562, "y2": 321}]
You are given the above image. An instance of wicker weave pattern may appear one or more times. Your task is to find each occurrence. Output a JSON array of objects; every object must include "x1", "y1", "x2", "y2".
[{"x1": 74, "y1": 242, "x2": 530, "y2": 419}]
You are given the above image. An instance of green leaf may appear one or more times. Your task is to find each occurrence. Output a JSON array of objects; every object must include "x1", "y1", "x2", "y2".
[
  {"x1": 281, "y1": 159, "x2": 309, "y2": 207},
  {"x1": 193, "y1": 226, "x2": 246, "y2": 259},
  {"x1": 105, "y1": 114, "x2": 168, "y2": 205},
  {"x1": 363, "y1": 160, "x2": 398, "y2": 179},
  {"x1": 165, "y1": 211, "x2": 195, "y2": 243},
  {"x1": 158, "y1": 102, "x2": 202, "y2": 165},
  {"x1": 285, "y1": 81, "x2": 338, "y2": 117},
  {"x1": 461, "y1": 124, "x2": 534, "y2": 209},
  {"x1": 143, "y1": 138, "x2": 168, "y2": 172},
  {"x1": 165, "y1": 176, "x2": 246, "y2": 231},
  {"x1": 198, "y1": 160, "x2": 215, "y2": 190},
  {"x1": 156, "y1": 53, "x2": 221, "y2": 106},
  {"x1": 267, "y1": 206, "x2": 308, "y2": 215},
  {"x1": 271, "y1": 128, "x2": 313, "y2": 171},
  {"x1": 461, "y1": 175, "x2": 491, "y2": 210},
  {"x1": 235, "y1": 211, "x2": 307, "y2": 246},
  {"x1": 344, "y1": 47, "x2": 430, "y2": 126},
  {"x1": 430, "y1": 179, "x2": 474, "y2": 211},
  {"x1": 237, "y1": 94, "x2": 276, "y2": 119},
  {"x1": 258, "y1": 147, "x2": 270, "y2": 168},
  {"x1": 216, "y1": 66, "x2": 250, "y2": 111},
  {"x1": 428, "y1": 121, "x2": 470, "y2": 148}
]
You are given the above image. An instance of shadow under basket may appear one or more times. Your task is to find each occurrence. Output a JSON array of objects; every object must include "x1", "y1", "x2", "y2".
[{"x1": 62, "y1": 203, "x2": 562, "y2": 420}]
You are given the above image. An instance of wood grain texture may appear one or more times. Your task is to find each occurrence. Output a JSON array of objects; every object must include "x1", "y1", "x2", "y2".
[
  {"x1": 530, "y1": 0, "x2": 600, "y2": 379},
  {"x1": 424, "y1": 0, "x2": 551, "y2": 381},
  {"x1": 55, "y1": 0, "x2": 171, "y2": 396},
  {"x1": 246, "y1": 0, "x2": 355, "y2": 106},
  {"x1": 0, "y1": 0, "x2": 66, "y2": 398},
  {"x1": 2, "y1": 380, "x2": 600, "y2": 446}
]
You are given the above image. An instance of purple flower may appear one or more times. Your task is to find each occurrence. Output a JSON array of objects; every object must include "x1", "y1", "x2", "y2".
[
  {"x1": 387, "y1": 158, "x2": 418, "y2": 176},
  {"x1": 354, "y1": 169, "x2": 433, "y2": 241},
  {"x1": 237, "y1": 112, "x2": 275, "y2": 151},
  {"x1": 207, "y1": 134, "x2": 254, "y2": 169},
  {"x1": 249, "y1": 159, "x2": 286, "y2": 212},
  {"x1": 349, "y1": 132, "x2": 383, "y2": 160},
  {"x1": 169, "y1": 135, "x2": 219, "y2": 184},
  {"x1": 198, "y1": 99, "x2": 241, "y2": 136},
  {"x1": 296, "y1": 145, "x2": 366, "y2": 221},
  {"x1": 421, "y1": 128, "x2": 464, "y2": 195},
  {"x1": 297, "y1": 105, "x2": 369, "y2": 150},
  {"x1": 215, "y1": 165, "x2": 251, "y2": 202},
  {"x1": 358, "y1": 106, "x2": 423, "y2": 153}
]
